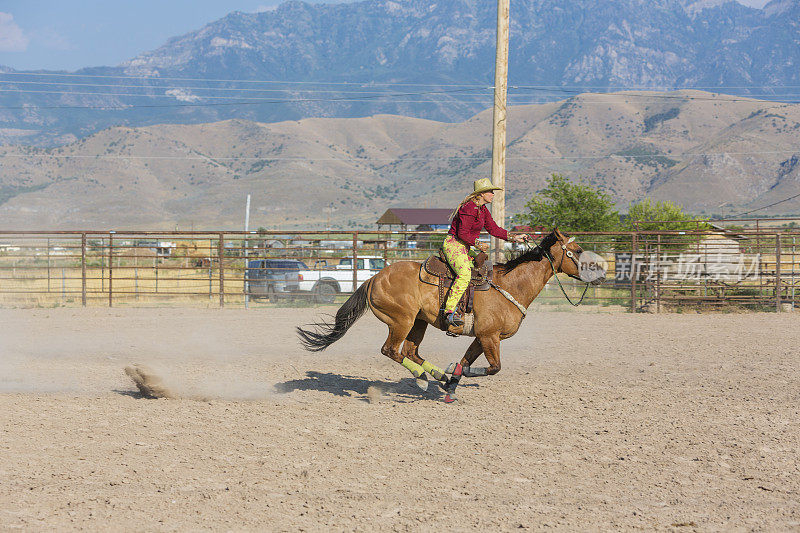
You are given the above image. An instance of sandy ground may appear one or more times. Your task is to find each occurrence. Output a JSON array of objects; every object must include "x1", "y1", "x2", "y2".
[{"x1": 1, "y1": 307, "x2": 798, "y2": 531}]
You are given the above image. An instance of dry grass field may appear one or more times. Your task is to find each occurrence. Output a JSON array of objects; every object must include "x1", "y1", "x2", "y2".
[{"x1": 1, "y1": 307, "x2": 798, "y2": 531}]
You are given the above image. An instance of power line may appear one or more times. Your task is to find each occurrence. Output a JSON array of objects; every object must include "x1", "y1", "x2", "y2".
[
  {"x1": 733, "y1": 192, "x2": 800, "y2": 217},
  {"x1": 1, "y1": 149, "x2": 797, "y2": 162},
  {"x1": 512, "y1": 86, "x2": 800, "y2": 103},
  {"x1": 0, "y1": 86, "x2": 487, "y2": 110},
  {"x1": 0, "y1": 87, "x2": 798, "y2": 111},
  {"x1": 0, "y1": 86, "x2": 491, "y2": 100},
  {"x1": 3, "y1": 81, "x2": 800, "y2": 102},
  {"x1": 0, "y1": 71, "x2": 491, "y2": 88},
  {"x1": 4, "y1": 71, "x2": 800, "y2": 91},
  {"x1": 0, "y1": 79, "x2": 494, "y2": 96},
  {"x1": 514, "y1": 84, "x2": 800, "y2": 90}
]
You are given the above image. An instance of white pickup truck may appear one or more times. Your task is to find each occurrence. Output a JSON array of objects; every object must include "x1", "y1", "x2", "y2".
[{"x1": 298, "y1": 256, "x2": 386, "y2": 303}]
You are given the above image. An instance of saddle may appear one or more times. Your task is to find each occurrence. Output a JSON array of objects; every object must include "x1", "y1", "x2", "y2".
[{"x1": 420, "y1": 251, "x2": 492, "y2": 336}]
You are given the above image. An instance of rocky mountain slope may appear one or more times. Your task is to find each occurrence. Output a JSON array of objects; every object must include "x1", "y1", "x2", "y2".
[
  {"x1": 1, "y1": 0, "x2": 799, "y2": 145},
  {"x1": 1, "y1": 91, "x2": 798, "y2": 229}
]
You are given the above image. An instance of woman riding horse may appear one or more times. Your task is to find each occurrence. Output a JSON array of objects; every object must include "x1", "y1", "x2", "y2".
[
  {"x1": 443, "y1": 178, "x2": 528, "y2": 327},
  {"x1": 297, "y1": 224, "x2": 595, "y2": 402}
]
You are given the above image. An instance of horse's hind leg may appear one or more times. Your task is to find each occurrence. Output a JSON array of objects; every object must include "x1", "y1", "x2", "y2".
[
  {"x1": 381, "y1": 319, "x2": 429, "y2": 391},
  {"x1": 402, "y1": 319, "x2": 447, "y2": 382}
]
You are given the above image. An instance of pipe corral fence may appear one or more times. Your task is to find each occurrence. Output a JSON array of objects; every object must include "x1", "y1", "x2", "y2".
[{"x1": 0, "y1": 225, "x2": 798, "y2": 312}]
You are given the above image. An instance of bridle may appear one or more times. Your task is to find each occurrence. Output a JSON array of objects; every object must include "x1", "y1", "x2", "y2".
[{"x1": 530, "y1": 234, "x2": 589, "y2": 307}]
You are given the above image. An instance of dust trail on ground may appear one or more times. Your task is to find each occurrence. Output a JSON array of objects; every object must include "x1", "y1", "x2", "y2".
[
  {"x1": 124, "y1": 364, "x2": 176, "y2": 399},
  {"x1": 124, "y1": 363, "x2": 271, "y2": 401},
  {"x1": 366, "y1": 385, "x2": 383, "y2": 403},
  {"x1": 0, "y1": 356, "x2": 83, "y2": 394}
]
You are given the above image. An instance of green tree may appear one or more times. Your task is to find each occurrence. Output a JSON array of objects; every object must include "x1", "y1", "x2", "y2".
[
  {"x1": 515, "y1": 174, "x2": 619, "y2": 232},
  {"x1": 625, "y1": 198, "x2": 704, "y2": 230},
  {"x1": 623, "y1": 198, "x2": 709, "y2": 251}
]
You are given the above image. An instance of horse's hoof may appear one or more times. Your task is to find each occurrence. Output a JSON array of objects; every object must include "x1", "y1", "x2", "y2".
[
  {"x1": 443, "y1": 393, "x2": 457, "y2": 403},
  {"x1": 415, "y1": 374, "x2": 429, "y2": 391},
  {"x1": 445, "y1": 362, "x2": 457, "y2": 375}
]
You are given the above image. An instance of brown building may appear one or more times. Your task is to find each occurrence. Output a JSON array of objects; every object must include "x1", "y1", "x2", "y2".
[{"x1": 376, "y1": 208, "x2": 453, "y2": 231}]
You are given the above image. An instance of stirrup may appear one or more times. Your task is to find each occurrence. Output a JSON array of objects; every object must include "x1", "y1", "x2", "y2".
[{"x1": 446, "y1": 312, "x2": 464, "y2": 327}]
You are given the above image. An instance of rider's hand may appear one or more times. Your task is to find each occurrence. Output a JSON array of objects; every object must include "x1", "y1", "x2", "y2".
[
  {"x1": 513, "y1": 234, "x2": 529, "y2": 244},
  {"x1": 477, "y1": 242, "x2": 490, "y2": 252}
]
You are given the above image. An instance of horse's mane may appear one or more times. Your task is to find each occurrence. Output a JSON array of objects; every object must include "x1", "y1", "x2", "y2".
[{"x1": 498, "y1": 231, "x2": 559, "y2": 274}]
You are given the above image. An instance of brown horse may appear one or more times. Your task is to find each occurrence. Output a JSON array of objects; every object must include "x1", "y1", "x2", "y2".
[{"x1": 297, "y1": 229, "x2": 603, "y2": 401}]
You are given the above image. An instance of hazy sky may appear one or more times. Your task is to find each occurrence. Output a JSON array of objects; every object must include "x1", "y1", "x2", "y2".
[
  {"x1": 0, "y1": 0, "x2": 352, "y2": 71},
  {"x1": 0, "y1": 0, "x2": 772, "y2": 71}
]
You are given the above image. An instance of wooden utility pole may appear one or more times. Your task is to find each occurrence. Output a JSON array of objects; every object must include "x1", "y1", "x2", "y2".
[{"x1": 491, "y1": 0, "x2": 510, "y2": 263}]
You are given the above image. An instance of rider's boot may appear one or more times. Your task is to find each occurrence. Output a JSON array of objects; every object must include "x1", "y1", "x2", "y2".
[{"x1": 445, "y1": 311, "x2": 464, "y2": 327}]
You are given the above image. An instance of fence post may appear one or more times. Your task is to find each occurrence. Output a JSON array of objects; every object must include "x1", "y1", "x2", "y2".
[
  {"x1": 631, "y1": 233, "x2": 638, "y2": 313},
  {"x1": 47, "y1": 238, "x2": 51, "y2": 292},
  {"x1": 352, "y1": 231, "x2": 358, "y2": 293},
  {"x1": 656, "y1": 234, "x2": 661, "y2": 314},
  {"x1": 630, "y1": 232, "x2": 638, "y2": 313},
  {"x1": 108, "y1": 232, "x2": 114, "y2": 307},
  {"x1": 81, "y1": 233, "x2": 87, "y2": 307},
  {"x1": 218, "y1": 232, "x2": 225, "y2": 308},
  {"x1": 100, "y1": 239, "x2": 105, "y2": 293},
  {"x1": 776, "y1": 234, "x2": 782, "y2": 312}
]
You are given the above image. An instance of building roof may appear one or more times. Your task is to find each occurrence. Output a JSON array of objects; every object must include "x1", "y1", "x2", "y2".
[{"x1": 376, "y1": 208, "x2": 453, "y2": 226}]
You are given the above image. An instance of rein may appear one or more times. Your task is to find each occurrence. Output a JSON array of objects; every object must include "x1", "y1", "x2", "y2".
[
  {"x1": 531, "y1": 242, "x2": 591, "y2": 307},
  {"x1": 544, "y1": 252, "x2": 590, "y2": 306}
]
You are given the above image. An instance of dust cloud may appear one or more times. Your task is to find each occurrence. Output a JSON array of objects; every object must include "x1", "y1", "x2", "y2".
[
  {"x1": 366, "y1": 385, "x2": 383, "y2": 403},
  {"x1": 124, "y1": 363, "x2": 271, "y2": 401}
]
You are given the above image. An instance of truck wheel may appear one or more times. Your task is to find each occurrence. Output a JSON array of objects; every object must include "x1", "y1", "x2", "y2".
[{"x1": 315, "y1": 283, "x2": 337, "y2": 304}]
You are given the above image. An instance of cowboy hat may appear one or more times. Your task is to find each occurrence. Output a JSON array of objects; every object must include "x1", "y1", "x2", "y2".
[{"x1": 473, "y1": 177, "x2": 503, "y2": 194}]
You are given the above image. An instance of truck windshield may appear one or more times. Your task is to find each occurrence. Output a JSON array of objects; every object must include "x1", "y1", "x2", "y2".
[{"x1": 339, "y1": 258, "x2": 384, "y2": 269}]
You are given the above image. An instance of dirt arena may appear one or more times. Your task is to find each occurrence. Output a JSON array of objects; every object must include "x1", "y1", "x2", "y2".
[{"x1": 1, "y1": 307, "x2": 798, "y2": 531}]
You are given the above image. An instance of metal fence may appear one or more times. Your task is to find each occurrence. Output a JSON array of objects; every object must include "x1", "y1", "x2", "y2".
[{"x1": 0, "y1": 226, "x2": 798, "y2": 312}]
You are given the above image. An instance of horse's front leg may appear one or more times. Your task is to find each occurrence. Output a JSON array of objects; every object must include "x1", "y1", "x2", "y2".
[
  {"x1": 478, "y1": 333, "x2": 502, "y2": 375},
  {"x1": 442, "y1": 337, "x2": 485, "y2": 403},
  {"x1": 445, "y1": 337, "x2": 493, "y2": 378}
]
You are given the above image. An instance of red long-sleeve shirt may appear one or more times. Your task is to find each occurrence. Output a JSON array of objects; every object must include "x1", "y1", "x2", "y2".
[{"x1": 448, "y1": 201, "x2": 509, "y2": 246}]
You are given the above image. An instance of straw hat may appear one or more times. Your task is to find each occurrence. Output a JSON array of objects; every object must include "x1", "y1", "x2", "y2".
[{"x1": 473, "y1": 178, "x2": 503, "y2": 194}]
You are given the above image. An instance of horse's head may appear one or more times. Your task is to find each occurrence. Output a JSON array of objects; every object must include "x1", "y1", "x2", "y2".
[{"x1": 543, "y1": 229, "x2": 607, "y2": 284}]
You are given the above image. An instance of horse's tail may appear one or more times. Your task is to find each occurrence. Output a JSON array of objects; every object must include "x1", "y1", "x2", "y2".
[{"x1": 296, "y1": 279, "x2": 372, "y2": 352}]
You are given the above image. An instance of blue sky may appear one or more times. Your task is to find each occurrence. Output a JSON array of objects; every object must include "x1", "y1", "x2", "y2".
[
  {"x1": 0, "y1": 0, "x2": 771, "y2": 71},
  {"x1": 0, "y1": 0, "x2": 353, "y2": 71}
]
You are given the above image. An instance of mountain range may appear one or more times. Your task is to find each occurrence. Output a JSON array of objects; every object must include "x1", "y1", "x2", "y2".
[
  {"x1": 1, "y1": 90, "x2": 799, "y2": 229},
  {"x1": 1, "y1": 0, "x2": 799, "y2": 145}
]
